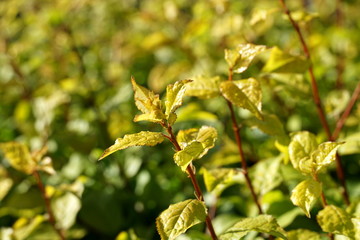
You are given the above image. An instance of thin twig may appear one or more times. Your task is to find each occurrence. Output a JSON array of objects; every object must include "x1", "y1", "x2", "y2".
[
  {"x1": 278, "y1": 0, "x2": 350, "y2": 206},
  {"x1": 225, "y1": 68, "x2": 263, "y2": 215},
  {"x1": 33, "y1": 170, "x2": 65, "y2": 240},
  {"x1": 164, "y1": 125, "x2": 218, "y2": 240}
]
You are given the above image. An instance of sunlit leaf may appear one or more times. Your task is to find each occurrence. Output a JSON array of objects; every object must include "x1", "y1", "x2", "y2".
[
  {"x1": 156, "y1": 199, "x2": 207, "y2": 240},
  {"x1": 288, "y1": 131, "x2": 318, "y2": 174},
  {"x1": 12, "y1": 216, "x2": 45, "y2": 240},
  {"x1": 262, "y1": 47, "x2": 310, "y2": 73},
  {"x1": 174, "y1": 142, "x2": 204, "y2": 171},
  {"x1": 317, "y1": 205, "x2": 356, "y2": 238},
  {"x1": 206, "y1": 138, "x2": 240, "y2": 167},
  {"x1": 185, "y1": 76, "x2": 221, "y2": 99},
  {"x1": 200, "y1": 168, "x2": 242, "y2": 196},
  {"x1": 290, "y1": 178, "x2": 321, "y2": 218},
  {"x1": 176, "y1": 103, "x2": 218, "y2": 122},
  {"x1": 220, "y1": 79, "x2": 263, "y2": 120},
  {"x1": 131, "y1": 77, "x2": 165, "y2": 123},
  {"x1": 225, "y1": 43, "x2": 267, "y2": 73},
  {"x1": 0, "y1": 142, "x2": 36, "y2": 175},
  {"x1": 219, "y1": 215, "x2": 287, "y2": 240},
  {"x1": 52, "y1": 192, "x2": 81, "y2": 230},
  {"x1": 36, "y1": 157, "x2": 56, "y2": 175},
  {"x1": 287, "y1": 229, "x2": 321, "y2": 240},
  {"x1": 99, "y1": 132, "x2": 165, "y2": 160},
  {"x1": 116, "y1": 229, "x2": 140, "y2": 240},
  {"x1": 311, "y1": 142, "x2": 343, "y2": 173},
  {"x1": 165, "y1": 79, "x2": 192, "y2": 118}
]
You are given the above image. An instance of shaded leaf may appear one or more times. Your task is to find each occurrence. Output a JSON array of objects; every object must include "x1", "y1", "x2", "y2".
[
  {"x1": 220, "y1": 79, "x2": 263, "y2": 120},
  {"x1": 290, "y1": 178, "x2": 321, "y2": 218},
  {"x1": 262, "y1": 47, "x2": 310, "y2": 73},
  {"x1": 200, "y1": 168, "x2": 242, "y2": 196},
  {"x1": 205, "y1": 138, "x2": 240, "y2": 167},
  {"x1": 219, "y1": 215, "x2": 287, "y2": 240},
  {"x1": 174, "y1": 142, "x2": 204, "y2": 171},
  {"x1": 176, "y1": 103, "x2": 218, "y2": 122},
  {"x1": 131, "y1": 77, "x2": 165, "y2": 123},
  {"x1": 311, "y1": 142, "x2": 343, "y2": 173},
  {"x1": 287, "y1": 229, "x2": 321, "y2": 240},
  {"x1": 99, "y1": 132, "x2": 165, "y2": 160},
  {"x1": 116, "y1": 229, "x2": 140, "y2": 240},
  {"x1": 317, "y1": 205, "x2": 356, "y2": 238},
  {"x1": 165, "y1": 79, "x2": 192, "y2": 118},
  {"x1": 0, "y1": 142, "x2": 36, "y2": 175},
  {"x1": 156, "y1": 199, "x2": 207, "y2": 240},
  {"x1": 225, "y1": 43, "x2": 267, "y2": 73},
  {"x1": 185, "y1": 76, "x2": 221, "y2": 99}
]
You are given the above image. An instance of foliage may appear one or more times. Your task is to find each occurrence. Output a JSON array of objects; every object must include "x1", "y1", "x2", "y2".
[{"x1": 0, "y1": 0, "x2": 359, "y2": 240}]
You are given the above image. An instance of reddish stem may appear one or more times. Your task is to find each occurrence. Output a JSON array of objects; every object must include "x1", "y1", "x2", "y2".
[
  {"x1": 164, "y1": 125, "x2": 218, "y2": 240},
  {"x1": 33, "y1": 171, "x2": 65, "y2": 240},
  {"x1": 278, "y1": 0, "x2": 350, "y2": 206}
]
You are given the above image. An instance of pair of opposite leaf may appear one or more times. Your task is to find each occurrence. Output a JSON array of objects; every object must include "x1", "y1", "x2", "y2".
[{"x1": 288, "y1": 131, "x2": 343, "y2": 217}]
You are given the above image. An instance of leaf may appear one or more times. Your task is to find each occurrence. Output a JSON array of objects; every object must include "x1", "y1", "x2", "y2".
[
  {"x1": 206, "y1": 138, "x2": 240, "y2": 167},
  {"x1": 200, "y1": 168, "x2": 242, "y2": 196},
  {"x1": 225, "y1": 43, "x2": 267, "y2": 73},
  {"x1": 219, "y1": 215, "x2": 287, "y2": 240},
  {"x1": 288, "y1": 131, "x2": 318, "y2": 174},
  {"x1": 156, "y1": 199, "x2": 207, "y2": 240},
  {"x1": 287, "y1": 229, "x2": 321, "y2": 240},
  {"x1": 0, "y1": 142, "x2": 36, "y2": 175},
  {"x1": 165, "y1": 79, "x2": 192, "y2": 118},
  {"x1": 220, "y1": 79, "x2": 263, "y2": 120},
  {"x1": 176, "y1": 103, "x2": 218, "y2": 122},
  {"x1": 99, "y1": 132, "x2": 165, "y2": 160},
  {"x1": 52, "y1": 192, "x2": 81, "y2": 230},
  {"x1": 131, "y1": 77, "x2": 165, "y2": 123},
  {"x1": 311, "y1": 142, "x2": 343, "y2": 173},
  {"x1": 174, "y1": 142, "x2": 204, "y2": 171},
  {"x1": 290, "y1": 178, "x2": 321, "y2": 218},
  {"x1": 12, "y1": 216, "x2": 45, "y2": 240},
  {"x1": 250, "y1": 157, "x2": 283, "y2": 196},
  {"x1": 36, "y1": 157, "x2": 56, "y2": 175},
  {"x1": 262, "y1": 47, "x2": 310, "y2": 73},
  {"x1": 116, "y1": 229, "x2": 140, "y2": 240},
  {"x1": 185, "y1": 76, "x2": 221, "y2": 99},
  {"x1": 317, "y1": 205, "x2": 356, "y2": 238}
]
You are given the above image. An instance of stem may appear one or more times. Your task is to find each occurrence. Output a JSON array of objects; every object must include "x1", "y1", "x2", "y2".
[
  {"x1": 33, "y1": 171, "x2": 65, "y2": 240},
  {"x1": 164, "y1": 125, "x2": 218, "y2": 240},
  {"x1": 225, "y1": 68, "x2": 263, "y2": 214},
  {"x1": 278, "y1": 0, "x2": 350, "y2": 206},
  {"x1": 332, "y1": 82, "x2": 360, "y2": 140}
]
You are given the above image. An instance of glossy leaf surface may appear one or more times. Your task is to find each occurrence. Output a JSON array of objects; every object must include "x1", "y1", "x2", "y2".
[{"x1": 165, "y1": 79, "x2": 192, "y2": 120}]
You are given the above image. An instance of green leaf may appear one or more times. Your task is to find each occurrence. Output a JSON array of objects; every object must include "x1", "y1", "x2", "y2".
[
  {"x1": 116, "y1": 229, "x2": 140, "y2": 240},
  {"x1": 174, "y1": 142, "x2": 205, "y2": 171},
  {"x1": 52, "y1": 192, "x2": 81, "y2": 230},
  {"x1": 225, "y1": 43, "x2": 267, "y2": 73},
  {"x1": 200, "y1": 168, "x2": 242, "y2": 196},
  {"x1": 131, "y1": 77, "x2": 165, "y2": 123},
  {"x1": 288, "y1": 131, "x2": 318, "y2": 174},
  {"x1": 165, "y1": 79, "x2": 192, "y2": 120},
  {"x1": 317, "y1": 205, "x2": 356, "y2": 238},
  {"x1": 287, "y1": 229, "x2": 321, "y2": 240},
  {"x1": 185, "y1": 76, "x2": 221, "y2": 99},
  {"x1": 156, "y1": 199, "x2": 207, "y2": 240},
  {"x1": 262, "y1": 47, "x2": 310, "y2": 73},
  {"x1": 311, "y1": 142, "x2": 343, "y2": 173},
  {"x1": 205, "y1": 138, "x2": 240, "y2": 167},
  {"x1": 290, "y1": 178, "x2": 321, "y2": 218},
  {"x1": 176, "y1": 103, "x2": 218, "y2": 122},
  {"x1": 250, "y1": 156, "x2": 283, "y2": 196},
  {"x1": 220, "y1": 79, "x2": 263, "y2": 120},
  {"x1": 0, "y1": 142, "x2": 36, "y2": 175},
  {"x1": 219, "y1": 215, "x2": 287, "y2": 240},
  {"x1": 99, "y1": 132, "x2": 165, "y2": 160},
  {"x1": 12, "y1": 216, "x2": 45, "y2": 240}
]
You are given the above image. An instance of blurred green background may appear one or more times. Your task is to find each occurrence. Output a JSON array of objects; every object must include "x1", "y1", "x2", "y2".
[{"x1": 0, "y1": 0, "x2": 359, "y2": 239}]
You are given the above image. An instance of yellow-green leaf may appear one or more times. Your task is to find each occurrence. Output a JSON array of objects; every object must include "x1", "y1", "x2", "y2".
[
  {"x1": 185, "y1": 76, "x2": 221, "y2": 99},
  {"x1": 219, "y1": 215, "x2": 287, "y2": 240},
  {"x1": 99, "y1": 132, "x2": 165, "y2": 160},
  {"x1": 131, "y1": 77, "x2": 165, "y2": 123},
  {"x1": 287, "y1": 229, "x2": 321, "y2": 240},
  {"x1": 288, "y1": 131, "x2": 318, "y2": 174},
  {"x1": 225, "y1": 43, "x2": 267, "y2": 73},
  {"x1": 12, "y1": 216, "x2": 45, "y2": 240},
  {"x1": 311, "y1": 142, "x2": 343, "y2": 173},
  {"x1": 200, "y1": 168, "x2": 242, "y2": 196},
  {"x1": 262, "y1": 47, "x2": 310, "y2": 73},
  {"x1": 52, "y1": 192, "x2": 81, "y2": 230},
  {"x1": 165, "y1": 79, "x2": 192, "y2": 118},
  {"x1": 317, "y1": 205, "x2": 357, "y2": 238},
  {"x1": 174, "y1": 142, "x2": 204, "y2": 171},
  {"x1": 0, "y1": 142, "x2": 36, "y2": 175},
  {"x1": 156, "y1": 199, "x2": 207, "y2": 240},
  {"x1": 220, "y1": 80, "x2": 263, "y2": 120},
  {"x1": 290, "y1": 178, "x2": 321, "y2": 218}
]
